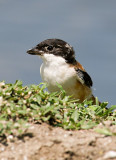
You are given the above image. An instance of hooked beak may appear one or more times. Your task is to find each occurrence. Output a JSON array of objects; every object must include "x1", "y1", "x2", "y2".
[{"x1": 27, "y1": 47, "x2": 43, "y2": 55}]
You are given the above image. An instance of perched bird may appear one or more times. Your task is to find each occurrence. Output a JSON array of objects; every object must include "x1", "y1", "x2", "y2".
[{"x1": 27, "y1": 39, "x2": 97, "y2": 103}]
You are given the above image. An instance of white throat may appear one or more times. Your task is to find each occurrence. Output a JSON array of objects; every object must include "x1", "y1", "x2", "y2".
[{"x1": 40, "y1": 53, "x2": 66, "y2": 65}]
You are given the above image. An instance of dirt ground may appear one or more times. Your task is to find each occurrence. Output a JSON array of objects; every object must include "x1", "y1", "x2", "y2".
[{"x1": 0, "y1": 122, "x2": 116, "y2": 160}]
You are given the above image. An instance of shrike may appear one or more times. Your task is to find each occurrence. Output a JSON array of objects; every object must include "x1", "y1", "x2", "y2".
[{"x1": 27, "y1": 38, "x2": 97, "y2": 103}]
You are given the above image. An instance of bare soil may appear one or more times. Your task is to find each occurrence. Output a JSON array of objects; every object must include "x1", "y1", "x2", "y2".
[{"x1": 0, "y1": 122, "x2": 116, "y2": 160}]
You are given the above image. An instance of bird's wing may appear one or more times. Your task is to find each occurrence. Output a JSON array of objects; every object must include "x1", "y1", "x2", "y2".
[{"x1": 75, "y1": 62, "x2": 93, "y2": 88}]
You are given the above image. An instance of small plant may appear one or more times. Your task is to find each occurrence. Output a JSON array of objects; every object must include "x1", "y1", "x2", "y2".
[{"x1": 0, "y1": 80, "x2": 116, "y2": 137}]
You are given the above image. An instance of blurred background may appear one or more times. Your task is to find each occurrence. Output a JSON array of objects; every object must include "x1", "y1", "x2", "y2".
[{"x1": 0, "y1": 0, "x2": 116, "y2": 106}]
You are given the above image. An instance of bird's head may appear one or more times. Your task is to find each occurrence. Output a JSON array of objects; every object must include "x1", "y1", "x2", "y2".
[{"x1": 27, "y1": 39, "x2": 76, "y2": 64}]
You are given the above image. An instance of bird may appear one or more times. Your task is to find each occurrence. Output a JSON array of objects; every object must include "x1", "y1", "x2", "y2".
[{"x1": 27, "y1": 38, "x2": 97, "y2": 104}]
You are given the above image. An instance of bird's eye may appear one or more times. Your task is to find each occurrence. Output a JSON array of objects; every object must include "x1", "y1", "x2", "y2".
[{"x1": 47, "y1": 45, "x2": 53, "y2": 51}]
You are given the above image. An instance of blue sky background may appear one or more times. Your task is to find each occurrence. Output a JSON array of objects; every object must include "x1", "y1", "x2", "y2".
[{"x1": 0, "y1": 0, "x2": 116, "y2": 106}]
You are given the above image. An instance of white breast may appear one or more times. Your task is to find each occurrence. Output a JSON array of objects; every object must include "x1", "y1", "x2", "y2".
[
  {"x1": 40, "y1": 54, "x2": 77, "y2": 92},
  {"x1": 39, "y1": 54, "x2": 92, "y2": 101}
]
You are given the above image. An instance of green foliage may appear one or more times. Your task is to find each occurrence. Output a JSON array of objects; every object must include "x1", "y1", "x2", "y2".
[{"x1": 0, "y1": 80, "x2": 116, "y2": 137}]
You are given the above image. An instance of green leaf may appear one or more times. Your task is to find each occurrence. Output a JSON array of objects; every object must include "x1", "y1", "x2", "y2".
[
  {"x1": 81, "y1": 121, "x2": 97, "y2": 129},
  {"x1": 0, "y1": 123, "x2": 3, "y2": 129},
  {"x1": 108, "y1": 105, "x2": 116, "y2": 112},
  {"x1": 71, "y1": 110, "x2": 79, "y2": 123},
  {"x1": 56, "y1": 83, "x2": 66, "y2": 96},
  {"x1": 95, "y1": 128, "x2": 113, "y2": 136}
]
